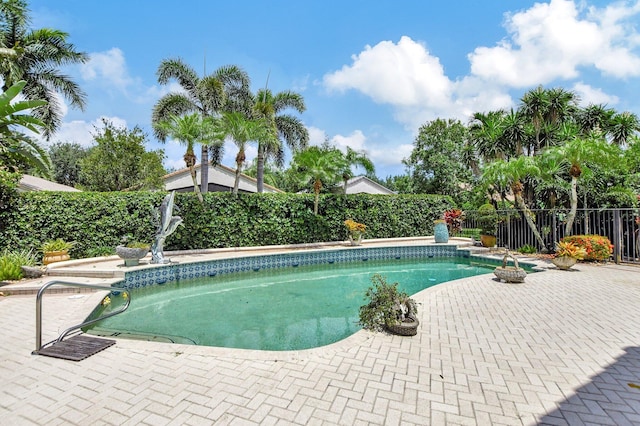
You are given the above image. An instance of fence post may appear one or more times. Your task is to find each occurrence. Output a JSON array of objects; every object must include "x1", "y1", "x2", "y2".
[{"x1": 613, "y1": 209, "x2": 622, "y2": 264}]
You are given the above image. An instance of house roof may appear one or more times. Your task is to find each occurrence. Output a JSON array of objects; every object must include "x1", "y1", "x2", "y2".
[
  {"x1": 345, "y1": 176, "x2": 395, "y2": 195},
  {"x1": 163, "y1": 163, "x2": 283, "y2": 193},
  {"x1": 18, "y1": 175, "x2": 81, "y2": 192}
]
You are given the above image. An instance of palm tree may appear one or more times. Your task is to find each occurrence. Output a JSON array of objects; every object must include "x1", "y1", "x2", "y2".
[
  {"x1": 520, "y1": 86, "x2": 549, "y2": 154},
  {"x1": 469, "y1": 110, "x2": 509, "y2": 160},
  {"x1": 543, "y1": 137, "x2": 619, "y2": 235},
  {"x1": 482, "y1": 157, "x2": 546, "y2": 248},
  {"x1": 607, "y1": 112, "x2": 640, "y2": 147},
  {"x1": 0, "y1": 80, "x2": 50, "y2": 176},
  {"x1": 217, "y1": 112, "x2": 276, "y2": 195},
  {"x1": 576, "y1": 104, "x2": 615, "y2": 136},
  {"x1": 0, "y1": 0, "x2": 88, "y2": 139},
  {"x1": 291, "y1": 146, "x2": 347, "y2": 214},
  {"x1": 154, "y1": 113, "x2": 220, "y2": 203},
  {"x1": 341, "y1": 147, "x2": 375, "y2": 194},
  {"x1": 252, "y1": 88, "x2": 308, "y2": 192},
  {"x1": 152, "y1": 58, "x2": 251, "y2": 195}
]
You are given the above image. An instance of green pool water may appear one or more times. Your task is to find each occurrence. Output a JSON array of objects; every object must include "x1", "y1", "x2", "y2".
[{"x1": 88, "y1": 257, "x2": 495, "y2": 351}]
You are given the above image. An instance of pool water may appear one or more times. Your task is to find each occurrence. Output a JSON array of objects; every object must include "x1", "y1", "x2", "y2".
[{"x1": 88, "y1": 257, "x2": 495, "y2": 350}]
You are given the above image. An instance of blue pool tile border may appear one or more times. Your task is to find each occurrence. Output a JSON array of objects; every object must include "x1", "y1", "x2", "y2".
[{"x1": 119, "y1": 245, "x2": 481, "y2": 289}]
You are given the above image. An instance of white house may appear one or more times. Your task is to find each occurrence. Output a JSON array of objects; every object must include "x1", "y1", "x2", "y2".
[
  {"x1": 343, "y1": 176, "x2": 395, "y2": 195},
  {"x1": 163, "y1": 164, "x2": 282, "y2": 194}
]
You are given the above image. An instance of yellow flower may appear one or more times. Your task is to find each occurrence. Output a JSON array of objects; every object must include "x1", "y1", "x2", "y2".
[
  {"x1": 102, "y1": 296, "x2": 111, "y2": 306},
  {"x1": 344, "y1": 219, "x2": 366, "y2": 238},
  {"x1": 555, "y1": 241, "x2": 587, "y2": 260}
]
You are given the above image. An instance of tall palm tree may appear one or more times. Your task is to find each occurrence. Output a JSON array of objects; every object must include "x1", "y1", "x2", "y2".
[
  {"x1": 152, "y1": 58, "x2": 251, "y2": 195},
  {"x1": 341, "y1": 147, "x2": 375, "y2": 194},
  {"x1": 0, "y1": 0, "x2": 88, "y2": 139},
  {"x1": 576, "y1": 104, "x2": 615, "y2": 136},
  {"x1": 154, "y1": 113, "x2": 220, "y2": 203},
  {"x1": 291, "y1": 146, "x2": 346, "y2": 214},
  {"x1": 482, "y1": 157, "x2": 546, "y2": 248},
  {"x1": 544, "y1": 137, "x2": 619, "y2": 235},
  {"x1": 520, "y1": 86, "x2": 549, "y2": 154},
  {"x1": 469, "y1": 110, "x2": 508, "y2": 161},
  {"x1": 217, "y1": 112, "x2": 275, "y2": 195},
  {"x1": 252, "y1": 88, "x2": 308, "y2": 192}
]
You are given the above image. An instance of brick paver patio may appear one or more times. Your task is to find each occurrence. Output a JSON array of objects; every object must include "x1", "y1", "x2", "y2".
[{"x1": 2, "y1": 256, "x2": 640, "y2": 425}]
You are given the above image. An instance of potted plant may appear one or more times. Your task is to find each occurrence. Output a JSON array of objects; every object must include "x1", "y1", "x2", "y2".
[
  {"x1": 551, "y1": 241, "x2": 586, "y2": 270},
  {"x1": 477, "y1": 204, "x2": 498, "y2": 247},
  {"x1": 344, "y1": 219, "x2": 366, "y2": 246},
  {"x1": 41, "y1": 239, "x2": 74, "y2": 265},
  {"x1": 116, "y1": 235, "x2": 150, "y2": 267},
  {"x1": 358, "y1": 274, "x2": 419, "y2": 336}
]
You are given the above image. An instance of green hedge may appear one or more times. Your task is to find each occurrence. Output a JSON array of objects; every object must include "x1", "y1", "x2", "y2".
[{"x1": 0, "y1": 191, "x2": 454, "y2": 258}]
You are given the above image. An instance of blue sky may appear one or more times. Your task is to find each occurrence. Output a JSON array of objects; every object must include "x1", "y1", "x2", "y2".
[{"x1": 29, "y1": 0, "x2": 640, "y2": 178}]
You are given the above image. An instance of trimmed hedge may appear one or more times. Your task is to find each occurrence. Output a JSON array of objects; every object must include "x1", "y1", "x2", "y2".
[
  {"x1": 561, "y1": 235, "x2": 613, "y2": 261},
  {"x1": 0, "y1": 191, "x2": 454, "y2": 258}
]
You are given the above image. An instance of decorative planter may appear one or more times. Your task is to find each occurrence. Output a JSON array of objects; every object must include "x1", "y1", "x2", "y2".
[
  {"x1": 386, "y1": 314, "x2": 419, "y2": 336},
  {"x1": 480, "y1": 234, "x2": 497, "y2": 248},
  {"x1": 434, "y1": 221, "x2": 449, "y2": 243},
  {"x1": 116, "y1": 246, "x2": 149, "y2": 267},
  {"x1": 551, "y1": 256, "x2": 577, "y2": 270},
  {"x1": 494, "y1": 252, "x2": 527, "y2": 283},
  {"x1": 43, "y1": 250, "x2": 70, "y2": 265},
  {"x1": 348, "y1": 235, "x2": 363, "y2": 246}
]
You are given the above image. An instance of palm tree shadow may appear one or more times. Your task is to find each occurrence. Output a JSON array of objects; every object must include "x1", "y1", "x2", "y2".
[{"x1": 537, "y1": 346, "x2": 640, "y2": 425}]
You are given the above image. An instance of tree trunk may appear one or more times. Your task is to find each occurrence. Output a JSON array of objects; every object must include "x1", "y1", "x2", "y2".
[
  {"x1": 200, "y1": 145, "x2": 209, "y2": 195},
  {"x1": 515, "y1": 193, "x2": 546, "y2": 249},
  {"x1": 233, "y1": 162, "x2": 242, "y2": 195},
  {"x1": 189, "y1": 165, "x2": 204, "y2": 204},
  {"x1": 256, "y1": 144, "x2": 265, "y2": 193},
  {"x1": 564, "y1": 176, "x2": 578, "y2": 236}
]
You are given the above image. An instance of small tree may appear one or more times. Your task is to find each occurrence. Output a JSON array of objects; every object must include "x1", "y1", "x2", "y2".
[{"x1": 79, "y1": 120, "x2": 166, "y2": 191}]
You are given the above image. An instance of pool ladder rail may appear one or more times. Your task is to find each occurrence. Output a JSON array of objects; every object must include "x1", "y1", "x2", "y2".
[{"x1": 33, "y1": 280, "x2": 131, "y2": 361}]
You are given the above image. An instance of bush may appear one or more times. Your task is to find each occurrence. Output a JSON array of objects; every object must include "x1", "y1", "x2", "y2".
[
  {"x1": 0, "y1": 248, "x2": 38, "y2": 281},
  {"x1": 517, "y1": 244, "x2": 537, "y2": 254},
  {"x1": 0, "y1": 191, "x2": 454, "y2": 257},
  {"x1": 561, "y1": 235, "x2": 613, "y2": 261}
]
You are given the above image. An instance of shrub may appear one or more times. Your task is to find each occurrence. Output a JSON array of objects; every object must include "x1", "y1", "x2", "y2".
[
  {"x1": 554, "y1": 241, "x2": 587, "y2": 259},
  {"x1": 358, "y1": 274, "x2": 417, "y2": 332},
  {"x1": 561, "y1": 235, "x2": 613, "y2": 261},
  {"x1": 517, "y1": 244, "x2": 537, "y2": 254},
  {"x1": 0, "y1": 248, "x2": 38, "y2": 281}
]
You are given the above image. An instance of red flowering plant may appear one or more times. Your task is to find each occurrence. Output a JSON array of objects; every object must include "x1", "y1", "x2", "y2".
[
  {"x1": 561, "y1": 235, "x2": 613, "y2": 261},
  {"x1": 443, "y1": 209, "x2": 465, "y2": 235}
]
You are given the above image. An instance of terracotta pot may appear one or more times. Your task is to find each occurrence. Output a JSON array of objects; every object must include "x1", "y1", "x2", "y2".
[
  {"x1": 551, "y1": 256, "x2": 577, "y2": 270},
  {"x1": 43, "y1": 250, "x2": 70, "y2": 265},
  {"x1": 480, "y1": 234, "x2": 496, "y2": 247}
]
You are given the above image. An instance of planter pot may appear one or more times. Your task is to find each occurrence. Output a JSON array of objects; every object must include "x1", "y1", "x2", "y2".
[
  {"x1": 21, "y1": 265, "x2": 44, "y2": 278},
  {"x1": 116, "y1": 246, "x2": 149, "y2": 267},
  {"x1": 386, "y1": 314, "x2": 419, "y2": 336},
  {"x1": 434, "y1": 221, "x2": 449, "y2": 243},
  {"x1": 480, "y1": 234, "x2": 496, "y2": 248},
  {"x1": 551, "y1": 256, "x2": 577, "y2": 270},
  {"x1": 494, "y1": 251, "x2": 527, "y2": 283},
  {"x1": 348, "y1": 235, "x2": 363, "y2": 246},
  {"x1": 43, "y1": 250, "x2": 70, "y2": 265}
]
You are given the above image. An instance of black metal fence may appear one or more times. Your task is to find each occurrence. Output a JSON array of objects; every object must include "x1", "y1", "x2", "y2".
[{"x1": 462, "y1": 208, "x2": 640, "y2": 264}]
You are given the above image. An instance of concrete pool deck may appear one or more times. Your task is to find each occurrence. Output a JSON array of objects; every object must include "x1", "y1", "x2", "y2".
[{"x1": 2, "y1": 238, "x2": 640, "y2": 425}]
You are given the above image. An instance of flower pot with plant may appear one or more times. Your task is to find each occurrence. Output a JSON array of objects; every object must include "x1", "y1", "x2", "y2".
[
  {"x1": 477, "y1": 204, "x2": 498, "y2": 247},
  {"x1": 551, "y1": 241, "x2": 586, "y2": 270},
  {"x1": 344, "y1": 219, "x2": 366, "y2": 246},
  {"x1": 358, "y1": 274, "x2": 419, "y2": 336},
  {"x1": 116, "y1": 235, "x2": 150, "y2": 267},
  {"x1": 41, "y1": 239, "x2": 74, "y2": 265}
]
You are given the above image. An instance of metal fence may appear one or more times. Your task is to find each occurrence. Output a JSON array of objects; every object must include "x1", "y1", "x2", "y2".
[{"x1": 462, "y1": 208, "x2": 640, "y2": 264}]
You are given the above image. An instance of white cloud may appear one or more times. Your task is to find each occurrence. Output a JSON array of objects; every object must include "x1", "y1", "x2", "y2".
[
  {"x1": 307, "y1": 126, "x2": 328, "y2": 146},
  {"x1": 469, "y1": 0, "x2": 640, "y2": 85},
  {"x1": 324, "y1": 36, "x2": 453, "y2": 108},
  {"x1": 46, "y1": 116, "x2": 128, "y2": 148},
  {"x1": 81, "y1": 48, "x2": 133, "y2": 91},
  {"x1": 572, "y1": 82, "x2": 619, "y2": 106},
  {"x1": 331, "y1": 130, "x2": 367, "y2": 152}
]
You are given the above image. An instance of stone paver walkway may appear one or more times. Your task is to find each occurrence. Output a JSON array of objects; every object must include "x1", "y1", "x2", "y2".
[{"x1": 2, "y1": 255, "x2": 640, "y2": 425}]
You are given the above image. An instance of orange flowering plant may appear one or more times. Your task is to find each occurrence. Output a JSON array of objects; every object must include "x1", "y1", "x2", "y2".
[
  {"x1": 344, "y1": 219, "x2": 366, "y2": 239},
  {"x1": 561, "y1": 235, "x2": 613, "y2": 261},
  {"x1": 554, "y1": 241, "x2": 587, "y2": 260}
]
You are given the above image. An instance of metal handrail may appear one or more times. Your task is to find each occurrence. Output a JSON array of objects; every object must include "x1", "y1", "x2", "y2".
[{"x1": 33, "y1": 280, "x2": 131, "y2": 354}]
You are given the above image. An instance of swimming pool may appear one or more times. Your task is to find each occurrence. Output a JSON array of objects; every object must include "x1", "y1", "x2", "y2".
[{"x1": 87, "y1": 255, "x2": 502, "y2": 350}]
